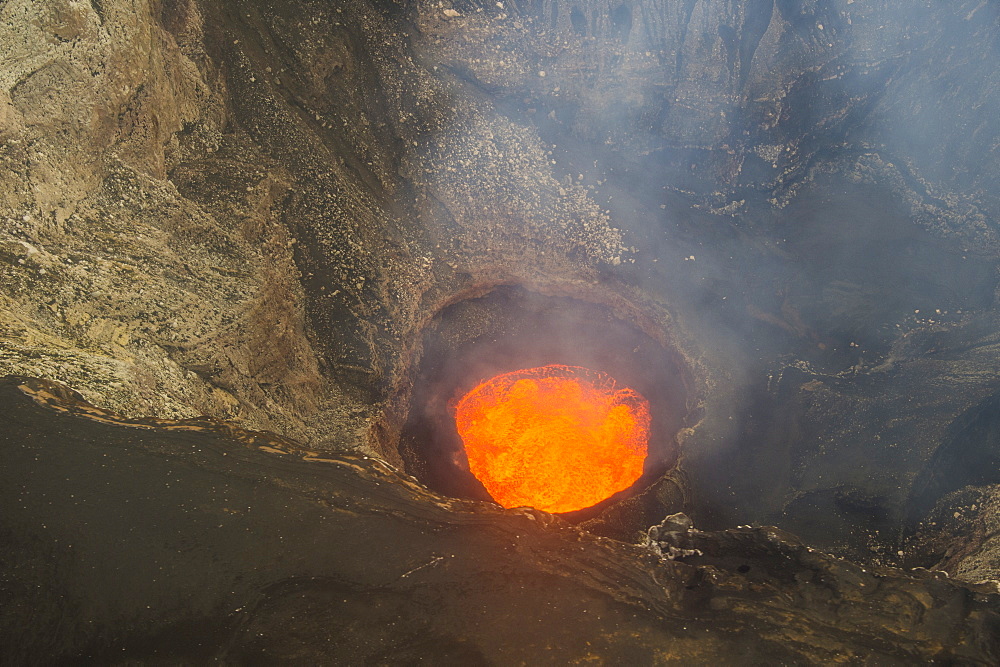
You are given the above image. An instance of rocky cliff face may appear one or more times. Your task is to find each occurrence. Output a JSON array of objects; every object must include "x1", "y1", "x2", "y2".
[
  {"x1": 3, "y1": 0, "x2": 1000, "y2": 658},
  {"x1": 0, "y1": 0, "x2": 341, "y2": 444}
]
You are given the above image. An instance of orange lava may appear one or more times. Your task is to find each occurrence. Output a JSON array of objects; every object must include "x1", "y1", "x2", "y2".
[{"x1": 454, "y1": 364, "x2": 651, "y2": 513}]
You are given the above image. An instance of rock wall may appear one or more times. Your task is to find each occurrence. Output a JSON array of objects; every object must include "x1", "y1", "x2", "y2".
[
  {"x1": 0, "y1": 0, "x2": 351, "y2": 444},
  {"x1": 3, "y1": 0, "x2": 1000, "y2": 586}
]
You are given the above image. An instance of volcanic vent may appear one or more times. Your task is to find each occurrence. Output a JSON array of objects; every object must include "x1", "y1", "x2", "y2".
[
  {"x1": 387, "y1": 286, "x2": 692, "y2": 529},
  {"x1": 456, "y1": 364, "x2": 652, "y2": 514}
]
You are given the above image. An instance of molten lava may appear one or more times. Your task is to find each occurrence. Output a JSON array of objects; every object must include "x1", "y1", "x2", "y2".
[{"x1": 454, "y1": 364, "x2": 651, "y2": 513}]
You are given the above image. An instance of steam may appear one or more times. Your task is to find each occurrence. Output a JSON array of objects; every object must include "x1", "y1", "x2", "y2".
[{"x1": 404, "y1": 0, "x2": 1000, "y2": 549}]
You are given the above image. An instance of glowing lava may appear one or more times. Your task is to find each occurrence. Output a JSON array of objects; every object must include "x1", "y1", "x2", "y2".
[{"x1": 454, "y1": 364, "x2": 651, "y2": 513}]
